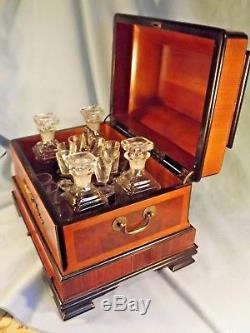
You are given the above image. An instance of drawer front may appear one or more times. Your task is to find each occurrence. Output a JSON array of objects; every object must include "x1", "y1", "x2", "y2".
[
  {"x1": 62, "y1": 226, "x2": 196, "y2": 300},
  {"x1": 64, "y1": 185, "x2": 191, "y2": 273}
]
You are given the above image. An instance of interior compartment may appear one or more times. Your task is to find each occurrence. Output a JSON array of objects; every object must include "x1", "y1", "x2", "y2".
[
  {"x1": 112, "y1": 23, "x2": 215, "y2": 170},
  {"x1": 14, "y1": 123, "x2": 183, "y2": 223}
]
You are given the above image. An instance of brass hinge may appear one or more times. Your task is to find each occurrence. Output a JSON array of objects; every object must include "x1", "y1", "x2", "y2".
[
  {"x1": 180, "y1": 170, "x2": 194, "y2": 184},
  {"x1": 153, "y1": 148, "x2": 193, "y2": 183}
]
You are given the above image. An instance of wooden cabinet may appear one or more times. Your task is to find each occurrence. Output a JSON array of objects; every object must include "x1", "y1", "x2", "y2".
[{"x1": 10, "y1": 14, "x2": 249, "y2": 320}]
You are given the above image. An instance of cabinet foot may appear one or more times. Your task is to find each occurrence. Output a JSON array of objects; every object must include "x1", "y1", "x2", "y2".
[
  {"x1": 47, "y1": 276, "x2": 119, "y2": 320},
  {"x1": 168, "y1": 256, "x2": 195, "y2": 271},
  {"x1": 155, "y1": 245, "x2": 197, "y2": 272}
]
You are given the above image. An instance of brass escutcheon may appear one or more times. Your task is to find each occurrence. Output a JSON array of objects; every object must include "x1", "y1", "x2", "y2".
[{"x1": 23, "y1": 181, "x2": 45, "y2": 225}]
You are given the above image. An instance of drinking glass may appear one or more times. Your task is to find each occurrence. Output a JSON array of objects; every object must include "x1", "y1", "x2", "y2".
[
  {"x1": 56, "y1": 149, "x2": 70, "y2": 175},
  {"x1": 95, "y1": 151, "x2": 113, "y2": 186},
  {"x1": 104, "y1": 140, "x2": 120, "y2": 174},
  {"x1": 36, "y1": 172, "x2": 53, "y2": 191},
  {"x1": 46, "y1": 181, "x2": 60, "y2": 204},
  {"x1": 68, "y1": 134, "x2": 87, "y2": 154}
]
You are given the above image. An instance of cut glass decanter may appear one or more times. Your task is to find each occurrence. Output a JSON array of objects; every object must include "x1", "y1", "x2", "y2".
[
  {"x1": 63, "y1": 152, "x2": 108, "y2": 213},
  {"x1": 116, "y1": 137, "x2": 161, "y2": 196}
]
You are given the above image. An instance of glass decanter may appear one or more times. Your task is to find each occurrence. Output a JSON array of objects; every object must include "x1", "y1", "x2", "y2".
[
  {"x1": 80, "y1": 105, "x2": 105, "y2": 135},
  {"x1": 63, "y1": 152, "x2": 108, "y2": 213},
  {"x1": 116, "y1": 137, "x2": 161, "y2": 196},
  {"x1": 33, "y1": 113, "x2": 59, "y2": 161}
]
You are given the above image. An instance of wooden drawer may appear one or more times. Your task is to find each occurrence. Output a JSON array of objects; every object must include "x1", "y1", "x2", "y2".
[{"x1": 63, "y1": 186, "x2": 191, "y2": 272}]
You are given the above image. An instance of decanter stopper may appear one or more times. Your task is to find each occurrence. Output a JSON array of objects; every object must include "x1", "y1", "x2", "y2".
[
  {"x1": 63, "y1": 151, "x2": 108, "y2": 212},
  {"x1": 80, "y1": 105, "x2": 105, "y2": 135},
  {"x1": 33, "y1": 113, "x2": 59, "y2": 144},
  {"x1": 67, "y1": 152, "x2": 96, "y2": 191},
  {"x1": 32, "y1": 113, "x2": 59, "y2": 161},
  {"x1": 122, "y1": 136, "x2": 153, "y2": 175}
]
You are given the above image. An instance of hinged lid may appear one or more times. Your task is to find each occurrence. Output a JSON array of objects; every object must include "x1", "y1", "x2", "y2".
[{"x1": 110, "y1": 14, "x2": 249, "y2": 181}]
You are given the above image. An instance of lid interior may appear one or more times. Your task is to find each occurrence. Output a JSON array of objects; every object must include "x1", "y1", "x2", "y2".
[{"x1": 111, "y1": 16, "x2": 222, "y2": 176}]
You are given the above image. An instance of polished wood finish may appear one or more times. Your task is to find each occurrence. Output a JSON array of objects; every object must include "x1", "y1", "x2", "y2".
[
  {"x1": 9, "y1": 14, "x2": 249, "y2": 320},
  {"x1": 202, "y1": 37, "x2": 248, "y2": 176},
  {"x1": 227, "y1": 50, "x2": 250, "y2": 148},
  {"x1": 9, "y1": 144, "x2": 63, "y2": 271},
  {"x1": 63, "y1": 185, "x2": 190, "y2": 272},
  {"x1": 111, "y1": 15, "x2": 249, "y2": 179},
  {"x1": 12, "y1": 184, "x2": 196, "y2": 320}
]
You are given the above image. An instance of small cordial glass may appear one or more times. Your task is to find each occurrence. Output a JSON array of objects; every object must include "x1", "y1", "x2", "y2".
[
  {"x1": 36, "y1": 172, "x2": 53, "y2": 191},
  {"x1": 104, "y1": 140, "x2": 120, "y2": 174},
  {"x1": 68, "y1": 134, "x2": 88, "y2": 154},
  {"x1": 56, "y1": 149, "x2": 70, "y2": 176},
  {"x1": 91, "y1": 136, "x2": 106, "y2": 157},
  {"x1": 82, "y1": 125, "x2": 96, "y2": 150},
  {"x1": 80, "y1": 105, "x2": 105, "y2": 135},
  {"x1": 95, "y1": 150, "x2": 113, "y2": 186}
]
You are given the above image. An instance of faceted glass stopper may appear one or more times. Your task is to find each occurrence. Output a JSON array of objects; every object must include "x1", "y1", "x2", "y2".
[
  {"x1": 80, "y1": 105, "x2": 105, "y2": 135},
  {"x1": 121, "y1": 136, "x2": 154, "y2": 174},
  {"x1": 63, "y1": 151, "x2": 108, "y2": 213},
  {"x1": 121, "y1": 136, "x2": 154, "y2": 154},
  {"x1": 33, "y1": 113, "x2": 59, "y2": 144},
  {"x1": 67, "y1": 151, "x2": 97, "y2": 190},
  {"x1": 33, "y1": 113, "x2": 59, "y2": 161}
]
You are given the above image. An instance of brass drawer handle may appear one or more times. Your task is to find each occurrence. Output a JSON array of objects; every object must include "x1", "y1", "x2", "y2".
[
  {"x1": 23, "y1": 181, "x2": 45, "y2": 225},
  {"x1": 113, "y1": 206, "x2": 156, "y2": 235}
]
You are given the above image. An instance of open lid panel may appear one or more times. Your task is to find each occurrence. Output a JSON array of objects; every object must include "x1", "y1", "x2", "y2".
[{"x1": 111, "y1": 14, "x2": 249, "y2": 181}]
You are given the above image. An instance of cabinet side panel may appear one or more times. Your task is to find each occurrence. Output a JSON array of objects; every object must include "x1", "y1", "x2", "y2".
[
  {"x1": 202, "y1": 37, "x2": 248, "y2": 177},
  {"x1": 10, "y1": 144, "x2": 63, "y2": 270}
]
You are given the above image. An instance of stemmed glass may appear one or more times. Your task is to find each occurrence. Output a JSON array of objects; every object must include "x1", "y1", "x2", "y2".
[
  {"x1": 95, "y1": 152, "x2": 113, "y2": 185},
  {"x1": 104, "y1": 140, "x2": 120, "y2": 175},
  {"x1": 68, "y1": 134, "x2": 88, "y2": 154},
  {"x1": 116, "y1": 137, "x2": 161, "y2": 196},
  {"x1": 56, "y1": 148, "x2": 74, "y2": 192}
]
